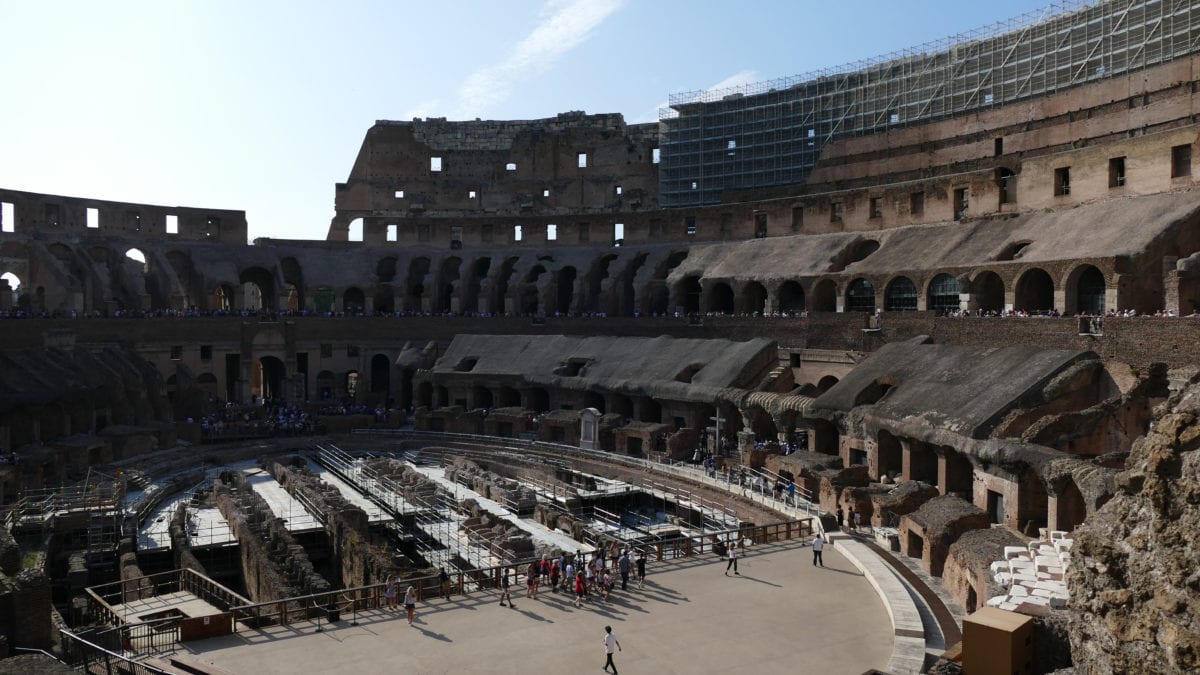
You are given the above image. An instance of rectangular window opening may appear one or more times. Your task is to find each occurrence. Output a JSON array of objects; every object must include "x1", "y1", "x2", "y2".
[
  {"x1": 613, "y1": 222, "x2": 624, "y2": 246},
  {"x1": 1054, "y1": 167, "x2": 1071, "y2": 196},
  {"x1": 869, "y1": 197, "x2": 882, "y2": 219},
  {"x1": 468, "y1": 190, "x2": 477, "y2": 200},
  {"x1": 170, "y1": 346, "x2": 183, "y2": 361},
  {"x1": 86, "y1": 207, "x2": 99, "y2": 229},
  {"x1": 506, "y1": 162, "x2": 517, "y2": 171},
  {"x1": 395, "y1": 189, "x2": 405, "y2": 199},
  {"x1": 727, "y1": 140, "x2": 736, "y2": 149},
  {"x1": 543, "y1": 189, "x2": 550, "y2": 198},
  {"x1": 994, "y1": 138, "x2": 1003, "y2": 156},
  {"x1": 910, "y1": 192, "x2": 925, "y2": 216},
  {"x1": 165, "y1": 214, "x2": 179, "y2": 234},
  {"x1": 651, "y1": 148, "x2": 660, "y2": 164},
  {"x1": 1109, "y1": 157, "x2": 1126, "y2": 188},
  {"x1": 831, "y1": 202, "x2": 844, "y2": 223},
  {"x1": 514, "y1": 225, "x2": 523, "y2": 242},
  {"x1": 577, "y1": 152, "x2": 588, "y2": 168},
  {"x1": 954, "y1": 188, "x2": 969, "y2": 220},
  {"x1": 615, "y1": 185, "x2": 622, "y2": 195},
  {"x1": 791, "y1": 206, "x2": 803, "y2": 231},
  {"x1": 0, "y1": 202, "x2": 13, "y2": 233},
  {"x1": 386, "y1": 224, "x2": 398, "y2": 242},
  {"x1": 320, "y1": 343, "x2": 333, "y2": 358},
  {"x1": 430, "y1": 156, "x2": 443, "y2": 172},
  {"x1": 546, "y1": 224, "x2": 557, "y2": 241},
  {"x1": 1172, "y1": 144, "x2": 1192, "y2": 178},
  {"x1": 685, "y1": 216, "x2": 697, "y2": 236},
  {"x1": 200, "y1": 345, "x2": 213, "y2": 361}
]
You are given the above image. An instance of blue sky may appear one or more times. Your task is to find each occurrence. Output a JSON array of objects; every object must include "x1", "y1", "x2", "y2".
[{"x1": 0, "y1": 0, "x2": 1063, "y2": 242}]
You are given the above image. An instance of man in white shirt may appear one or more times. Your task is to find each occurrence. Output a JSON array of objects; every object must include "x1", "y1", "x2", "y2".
[
  {"x1": 812, "y1": 534, "x2": 825, "y2": 567},
  {"x1": 603, "y1": 625, "x2": 622, "y2": 674}
]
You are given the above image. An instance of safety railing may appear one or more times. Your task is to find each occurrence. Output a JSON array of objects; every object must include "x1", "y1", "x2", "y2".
[{"x1": 60, "y1": 628, "x2": 173, "y2": 675}]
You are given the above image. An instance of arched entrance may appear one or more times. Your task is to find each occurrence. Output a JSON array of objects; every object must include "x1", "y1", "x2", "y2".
[
  {"x1": 1072, "y1": 265, "x2": 1106, "y2": 315},
  {"x1": 846, "y1": 278, "x2": 876, "y2": 313},
  {"x1": 972, "y1": 271, "x2": 1005, "y2": 313},
  {"x1": 707, "y1": 282, "x2": 734, "y2": 314},
  {"x1": 884, "y1": 277, "x2": 917, "y2": 311},
  {"x1": 777, "y1": 281, "x2": 805, "y2": 314},
  {"x1": 677, "y1": 275, "x2": 701, "y2": 313},
  {"x1": 371, "y1": 354, "x2": 391, "y2": 397},
  {"x1": 1015, "y1": 268, "x2": 1054, "y2": 313},
  {"x1": 256, "y1": 356, "x2": 286, "y2": 402},
  {"x1": 741, "y1": 282, "x2": 767, "y2": 315},
  {"x1": 927, "y1": 273, "x2": 961, "y2": 314}
]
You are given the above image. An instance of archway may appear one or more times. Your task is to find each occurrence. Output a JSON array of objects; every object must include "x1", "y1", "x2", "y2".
[
  {"x1": 815, "y1": 375, "x2": 839, "y2": 395},
  {"x1": 741, "y1": 281, "x2": 767, "y2": 315},
  {"x1": 405, "y1": 257, "x2": 431, "y2": 312},
  {"x1": 521, "y1": 265, "x2": 547, "y2": 315},
  {"x1": 555, "y1": 266, "x2": 576, "y2": 314},
  {"x1": 927, "y1": 273, "x2": 961, "y2": 314},
  {"x1": 370, "y1": 354, "x2": 391, "y2": 396},
  {"x1": 526, "y1": 388, "x2": 549, "y2": 412},
  {"x1": 416, "y1": 381, "x2": 433, "y2": 408},
  {"x1": 472, "y1": 386, "x2": 495, "y2": 409},
  {"x1": 239, "y1": 267, "x2": 276, "y2": 311},
  {"x1": 1072, "y1": 265, "x2": 1106, "y2": 315},
  {"x1": 777, "y1": 281, "x2": 805, "y2": 314},
  {"x1": 1055, "y1": 477, "x2": 1087, "y2": 532},
  {"x1": 437, "y1": 256, "x2": 462, "y2": 313},
  {"x1": 213, "y1": 284, "x2": 235, "y2": 312},
  {"x1": 884, "y1": 277, "x2": 917, "y2": 311},
  {"x1": 941, "y1": 446, "x2": 973, "y2": 497},
  {"x1": 845, "y1": 278, "x2": 876, "y2": 313},
  {"x1": 497, "y1": 386, "x2": 521, "y2": 407},
  {"x1": 0, "y1": 272, "x2": 22, "y2": 308},
  {"x1": 1015, "y1": 268, "x2": 1054, "y2": 313},
  {"x1": 316, "y1": 370, "x2": 336, "y2": 400},
  {"x1": 811, "y1": 279, "x2": 837, "y2": 312},
  {"x1": 877, "y1": 430, "x2": 902, "y2": 481},
  {"x1": 463, "y1": 257, "x2": 491, "y2": 313},
  {"x1": 972, "y1": 271, "x2": 1005, "y2": 313},
  {"x1": 343, "y1": 287, "x2": 366, "y2": 314},
  {"x1": 707, "y1": 282, "x2": 734, "y2": 314},
  {"x1": 676, "y1": 275, "x2": 701, "y2": 313},
  {"x1": 257, "y1": 356, "x2": 286, "y2": 402}
]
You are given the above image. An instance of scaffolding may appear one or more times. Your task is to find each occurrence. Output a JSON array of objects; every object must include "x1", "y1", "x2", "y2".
[{"x1": 658, "y1": 0, "x2": 1200, "y2": 206}]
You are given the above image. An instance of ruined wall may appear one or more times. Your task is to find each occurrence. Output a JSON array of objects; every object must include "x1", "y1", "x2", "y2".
[
  {"x1": 1067, "y1": 378, "x2": 1200, "y2": 673},
  {"x1": 211, "y1": 471, "x2": 330, "y2": 603}
]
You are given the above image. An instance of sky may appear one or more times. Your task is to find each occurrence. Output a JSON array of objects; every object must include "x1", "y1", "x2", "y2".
[{"x1": 0, "y1": 0, "x2": 1064, "y2": 243}]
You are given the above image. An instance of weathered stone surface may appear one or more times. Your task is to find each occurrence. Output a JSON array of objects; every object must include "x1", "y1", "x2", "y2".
[{"x1": 1067, "y1": 380, "x2": 1200, "y2": 674}]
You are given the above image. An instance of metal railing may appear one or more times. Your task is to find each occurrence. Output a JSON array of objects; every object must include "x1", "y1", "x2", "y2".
[{"x1": 60, "y1": 628, "x2": 173, "y2": 675}]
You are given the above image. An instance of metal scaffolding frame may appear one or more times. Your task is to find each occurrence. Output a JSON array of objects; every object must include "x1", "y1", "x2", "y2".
[{"x1": 658, "y1": 0, "x2": 1200, "y2": 207}]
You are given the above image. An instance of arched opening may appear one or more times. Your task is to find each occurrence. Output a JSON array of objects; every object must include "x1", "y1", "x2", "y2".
[
  {"x1": 284, "y1": 284, "x2": 301, "y2": 311},
  {"x1": 1055, "y1": 477, "x2": 1087, "y2": 532},
  {"x1": 778, "y1": 281, "x2": 805, "y2": 314},
  {"x1": 811, "y1": 279, "x2": 837, "y2": 312},
  {"x1": 405, "y1": 257, "x2": 431, "y2": 312},
  {"x1": 677, "y1": 275, "x2": 702, "y2": 313},
  {"x1": 280, "y1": 256, "x2": 305, "y2": 310},
  {"x1": 462, "y1": 257, "x2": 491, "y2": 314},
  {"x1": 343, "y1": 287, "x2": 366, "y2": 314},
  {"x1": 638, "y1": 397, "x2": 663, "y2": 424},
  {"x1": 854, "y1": 378, "x2": 894, "y2": 406},
  {"x1": 494, "y1": 257, "x2": 518, "y2": 314},
  {"x1": 124, "y1": 247, "x2": 148, "y2": 271},
  {"x1": 909, "y1": 440, "x2": 938, "y2": 484},
  {"x1": 347, "y1": 217, "x2": 363, "y2": 242},
  {"x1": 520, "y1": 265, "x2": 547, "y2": 315},
  {"x1": 370, "y1": 354, "x2": 391, "y2": 395},
  {"x1": 582, "y1": 391, "x2": 606, "y2": 413},
  {"x1": 1073, "y1": 265, "x2": 1106, "y2": 315},
  {"x1": 972, "y1": 271, "x2": 1005, "y2": 313},
  {"x1": 256, "y1": 356, "x2": 286, "y2": 402},
  {"x1": 707, "y1": 282, "x2": 734, "y2": 314},
  {"x1": 526, "y1": 388, "x2": 549, "y2": 412},
  {"x1": 741, "y1": 281, "x2": 767, "y2": 315},
  {"x1": 610, "y1": 393, "x2": 634, "y2": 419},
  {"x1": 830, "y1": 239, "x2": 880, "y2": 272},
  {"x1": 239, "y1": 267, "x2": 276, "y2": 312},
  {"x1": 437, "y1": 257, "x2": 462, "y2": 313},
  {"x1": 196, "y1": 373, "x2": 219, "y2": 399},
  {"x1": 815, "y1": 375, "x2": 839, "y2": 395},
  {"x1": 346, "y1": 370, "x2": 361, "y2": 400},
  {"x1": 583, "y1": 254, "x2": 617, "y2": 314},
  {"x1": 647, "y1": 285, "x2": 669, "y2": 315},
  {"x1": 877, "y1": 430, "x2": 902, "y2": 481},
  {"x1": 1018, "y1": 470, "x2": 1049, "y2": 533},
  {"x1": 1015, "y1": 268, "x2": 1054, "y2": 313},
  {"x1": 845, "y1": 278, "x2": 876, "y2": 313},
  {"x1": 472, "y1": 386, "x2": 495, "y2": 409},
  {"x1": 316, "y1": 370, "x2": 336, "y2": 400},
  {"x1": 617, "y1": 253, "x2": 647, "y2": 316},
  {"x1": 213, "y1": 284, "x2": 235, "y2": 312},
  {"x1": 746, "y1": 407, "x2": 777, "y2": 441},
  {"x1": 555, "y1": 266, "x2": 576, "y2": 314},
  {"x1": 941, "y1": 446, "x2": 973, "y2": 497},
  {"x1": 0, "y1": 272, "x2": 22, "y2": 307},
  {"x1": 811, "y1": 419, "x2": 838, "y2": 455},
  {"x1": 884, "y1": 276, "x2": 918, "y2": 311},
  {"x1": 373, "y1": 288, "x2": 394, "y2": 314},
  {"x1": 497, "y1": 386, "x2": 520, "y2": 407},
  {"x1": 927, "y1": 273, "x2": 961, "y2": 314}
]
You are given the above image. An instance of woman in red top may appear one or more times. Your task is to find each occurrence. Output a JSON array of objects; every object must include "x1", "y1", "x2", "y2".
[
  {"x1": 527, "y1": 561, "x2": 540, "y2": 599},
  {"x1": 574, "y1": 570, "x2": 587, "y2": 607}
]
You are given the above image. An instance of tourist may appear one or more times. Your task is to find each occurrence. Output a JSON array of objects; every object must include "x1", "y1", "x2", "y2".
[
  {"x1": 498, "y1": 569, "x2": 513, "y2": 608},
  {"x1": 550, "y1": 558, "x2": 561, "y2": 592},
  {"x1": 812, "y1": 533, "x2": 824, "y2": 567},
  {"x1": 384, "y1": 574, "x2": 397, "y2": 611},
  {"x1": 540, "y1": 553, "x2": 551, "y2": 583},
  {"x1": 724, "y1": 541, "x2": 739, "y2": 575},
  {"x1": 439, "y1": 566, "x2": 452, "y2": 600},
  {"x1": 602, "y1": 625, "x2": 622, "y2": 674},
  {"x1": 403, "y1": 585, "x2": 417, "y2": 626},
  {"x1": 635, "y1": 549, "x2": 647, "y2": 588},
  {"x1": 527, "y1": 560, "x2": 540, "y2": 599},
  {"x1": 836, "y1": 505, "x2": 844, "y2": 530},
  {"x1": 853, "y1": 509, "x2": 862, "y2": 532},
  {"x1": 618, "y1": 550, "x2": 630, "y2": 590},
  {"x1": 574, "y1": 570, "x2": 587, "y2": 607}
]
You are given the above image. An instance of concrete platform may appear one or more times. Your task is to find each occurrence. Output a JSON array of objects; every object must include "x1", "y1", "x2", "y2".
[{"x1": 181, "y1": 539, "x2": 894, "y2": 674}]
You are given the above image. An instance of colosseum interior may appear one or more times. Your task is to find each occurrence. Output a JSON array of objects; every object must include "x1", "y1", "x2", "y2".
[{"x1": 2, "y1": 1, "x2": 1200, "y2": 673}]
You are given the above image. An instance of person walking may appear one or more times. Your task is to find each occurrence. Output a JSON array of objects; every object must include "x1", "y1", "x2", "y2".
[
  {"x1": 384, "y1": 574, "x2": 397, "y2": 611},
  {"x1": 403, "y1": 585, "x2": 417, "y2": 626},
  {"x1": 602, "y1": 625, "x2": 622, "y2": 674},
  {"x1": 812, "y1": 533, "x2": 825, "y2": 567},
  {"x1": 836, "y1": 506, "x2": 845, "y2": 530},
  {"x1": 439, "y1": 566, "x2": 452, "y2": 600},
  {"x1": 853, "y1": 509, "x2": 862, "y2": 533},
  {"x1": 573, "y1": 570, "x2": 586, "y2": 608},
  {"x1": 635, "y1": 549, "x2": 647, "y2": 589},
  {"x1": 498, "y1": 569, "x2": 513, "y2": 608},
  {"x1": 724, "y1": 541, "x2": 739, "y2": 575},
  {"x1": 618, "y1": 550, "x2": 631, "y2": 591}
]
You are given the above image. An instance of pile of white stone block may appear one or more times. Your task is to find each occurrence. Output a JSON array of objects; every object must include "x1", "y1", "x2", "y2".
[{"x1": 985, "y1": 529, "x2": 1073, "y2": 614}]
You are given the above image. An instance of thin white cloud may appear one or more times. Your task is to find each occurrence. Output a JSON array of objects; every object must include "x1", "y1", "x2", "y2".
[
  {"x1": 453, "y1": 0, "x2": 624, "y2": 119},
  {"x1": 637, "y1": 69, "x2": 761, "y2": 123}
]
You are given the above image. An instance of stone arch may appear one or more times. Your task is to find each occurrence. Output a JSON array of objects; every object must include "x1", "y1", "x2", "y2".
[
  {"x1": 877, "y1": 429, "x2": 902, "y2": 481},
  {"x1": 1065, "y1": 264, "x2": 1106, "y2": 315},
  {"x1": 213, "y1": 283, "x2": 235, "y2": 312},
  {"x1": 280, "y1": 256, "x2": 305, "y2": 310},
  {"x1": 405, "y1": 257, "x2": 431, "y2": 312},
  {"x1": 617, "y1": 252, "x2": 648, "y2": 316},
  {"x1": 884, "y1": 276, "x2": 917, "y2": 311},
  {"x1": 239, "y1": 266, "x2": 276, "y2": 311},
  {"x1": 1015, "y1": 267, "x2": 1055, "y2": 313},
  {"x1": 0, "y1": 271, "x2": 23, "y2": 309},
  {"x1": 472, "y1": 386, "x2": 495, "y2": 409},
  {"x1": 740, "y1": 281, "x2": 767, "y2": 315},
  {"x1": 745, "y1": 406, "x2": 777, "y2": 441},
  {"x1": 777, "y1": 280, "x2": 805, "y2": 314},
  {"x1": 845, "y1": 278, "x2": 876, "y2": 313},
  {"x1": 256, "y1": 356, "x2": 286, "y2": 402},
  {"x1": 970, "y1": 271, "x2": 1005, "y2": 313},
  {"x1": 1018, "y1": 468, "x2": 1049, "y2": 532},
  {"x1": 706, "y1": 281, "x2": 734, "y2": 314},
  {"x1": 462, "y1": 257, "x2": 491, "y2": 314},
  {"x1": 1054, "y1": 475, "x2": 1087, "y2": 532},
  {"x1": 582, "y1": 391, "x2": 606, "y2": 413},
  {"x1": 343, "y1": 287, "x2": 366, "y2": 313},
  {"x1": 554, "y1": 266, "x2": 577, "y2": 315},
  {"x1": 370, "y1": 353, "x2": 391, "y2": 395},
  {"x1": 926, "y1": 273, "x2": 961, "y2": 314},
  {"x1": 520, "y1": 264, "x2": 547, "y2": 315},
  {"x1": 583, "y1": 253, "x2": 618, "y2": 314},
  {"x1": 675, "y1": 275, "x2": 702, "y2": 313},
  {"x1": 815, "y1": 375, "x2": 839, "y2": 395},
  {"x1": 436, "y1": 256, "x2": 462, "y2": 313},
  {"x1": 497, "y1": 386, "x2": 520, "y2": 407},
  {"x1": 493, "y1": 256, "x2": 519, "y2": 314},
  {"x1": 811, "y1": 279, "x2": 837, "y2": 312}
]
